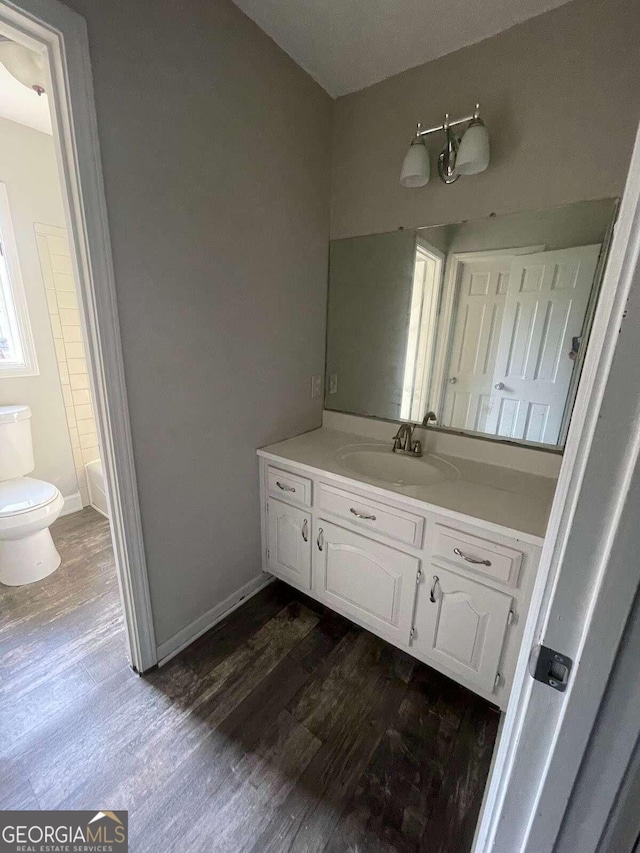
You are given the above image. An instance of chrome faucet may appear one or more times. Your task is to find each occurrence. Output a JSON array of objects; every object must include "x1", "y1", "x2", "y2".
[{"x1": 392, "y1": 423, "x2": 423, "y2": 457}]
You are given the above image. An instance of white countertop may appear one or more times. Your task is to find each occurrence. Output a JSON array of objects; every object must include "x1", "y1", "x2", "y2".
[{"x1": 258, "y1": 427, "x2": 558, "y2": 545}]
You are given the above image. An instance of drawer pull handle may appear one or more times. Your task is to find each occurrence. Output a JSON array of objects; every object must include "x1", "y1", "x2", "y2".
[
  {"x1": 301, "y1": 519, "x2": 308, "y2": 542},
  {"x1": 350, "y1": 508, "x2": 376, "y2": 521},
  {"x1": 430, "y1": 575, "x2": 440, "y2": 603},
  {"x1": 453, "y1": 547, "x2": 492, "y2": 567},
  {"x1": 276, "y1": 481, "x2": 296, "y2": 493},
  {"x1": 317, "y1": 528, "x2": 324, "y2": 551}
]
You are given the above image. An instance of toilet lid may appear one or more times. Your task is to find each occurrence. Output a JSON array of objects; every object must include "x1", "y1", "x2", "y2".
[{"x1": 0, "y1": 477, "x2": 59, "y2": 517}]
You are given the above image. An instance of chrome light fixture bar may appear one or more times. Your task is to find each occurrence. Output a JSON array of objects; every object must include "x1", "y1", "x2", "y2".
[{"x1": 400, "y1": 103, "x2": 490, "y2": 188}]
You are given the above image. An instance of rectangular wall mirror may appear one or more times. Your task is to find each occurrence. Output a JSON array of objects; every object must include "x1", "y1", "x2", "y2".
[{"x1": 326, "y1": 199, "x2": 617, "y2": 450}]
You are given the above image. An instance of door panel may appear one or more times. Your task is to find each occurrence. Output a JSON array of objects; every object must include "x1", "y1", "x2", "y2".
[
  {"x1": 487, "y1": 244, "x2": 600, "y2": 444},
  {"x1": 414, "y1": 566, "x2": 512, "y2": 693},
  {"x1": 443, "y1": 257, "x2": 514, "y2": 431},
  {"x1": 314, "y1": 520, "x2": 419, "y2": 644},
  {"x1": 267, "y1": 499, "x2": 311, "y2": 589}
]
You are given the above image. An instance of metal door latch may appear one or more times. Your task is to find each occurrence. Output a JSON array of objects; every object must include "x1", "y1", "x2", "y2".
[{"x1": 531, "y1": 645, "x2": 573, "y2": 692}]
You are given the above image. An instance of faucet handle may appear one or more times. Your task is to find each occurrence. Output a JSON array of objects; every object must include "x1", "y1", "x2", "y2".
[{"x1": 412, "y1": 440, "x2": 422, "y2": 455}]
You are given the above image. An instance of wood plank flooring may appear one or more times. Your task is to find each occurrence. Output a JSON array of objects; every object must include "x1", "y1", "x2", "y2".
[{"x1": 0, "y1": 507, "x2": 499, "y2": 852}]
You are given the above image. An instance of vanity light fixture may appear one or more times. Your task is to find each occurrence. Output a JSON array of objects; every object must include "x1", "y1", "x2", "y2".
[{"x1": 400, "y1": 103, "x2": 490, "y2": 188}]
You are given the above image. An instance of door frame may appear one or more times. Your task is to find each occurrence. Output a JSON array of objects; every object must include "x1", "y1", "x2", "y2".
[
  {"x1": 400, "y1": 237, "x2": 445, "y2": 421},
  {"x1": 0, "y1": 0, "x2": 157, "y2": 672},
  {"x1": 474, "y1": 124, "x2": 640, "y2": 851}
]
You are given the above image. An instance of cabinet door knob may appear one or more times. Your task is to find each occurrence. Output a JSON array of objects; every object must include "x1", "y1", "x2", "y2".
[
  {"x1": 301, "y1": 519, "x2": 308, "y2": 542},
  {"x1": 494, "y1": 382, "x2": 505, "y2": 391},
  {"x1": 430, "y1": 575, "x2": 440, "y2": 603},
  {"x1": 449, "y1": 377, "x2": 457, "y2": 384},
  {"x1": 317, "y1": 528, "x2": 324, "y2": 551}
]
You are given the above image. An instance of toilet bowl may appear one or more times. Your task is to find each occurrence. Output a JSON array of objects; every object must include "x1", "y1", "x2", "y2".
[{"x1": 0, "y1": 406, "x2": 64, "y2": 586}]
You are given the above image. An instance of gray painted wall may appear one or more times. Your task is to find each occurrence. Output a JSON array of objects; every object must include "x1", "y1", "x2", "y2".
[
  {"x1": 331, "y1": 0, "x2": 640, "y2": 240},
  {"x1": 62, "y1": 0, "x2": 333, "y2": 646}
]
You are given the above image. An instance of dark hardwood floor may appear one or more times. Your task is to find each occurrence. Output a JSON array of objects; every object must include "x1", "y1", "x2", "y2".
[{"x1": 0, "y1": 507, "x2": 499, "y2": 852}]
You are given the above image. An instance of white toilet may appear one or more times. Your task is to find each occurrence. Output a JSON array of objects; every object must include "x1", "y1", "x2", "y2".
[{"x1": 0, "y1": 405, "x2": 65, "y2": 586}]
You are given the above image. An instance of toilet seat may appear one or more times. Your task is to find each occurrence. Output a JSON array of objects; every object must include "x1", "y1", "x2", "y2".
[
  {"x1": 0, "y1": 477, "x2": 63, "y2": 538},
  {"x1": 0, "y1": 477, "x2": 60, "y2": 517}
]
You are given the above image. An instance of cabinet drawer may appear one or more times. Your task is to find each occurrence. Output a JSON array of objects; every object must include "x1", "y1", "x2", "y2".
[
  {"x1": 267, "y1": 466, "x2": 312, "y2": 507},
  {"x1": 318, "y1": 482, "x2": 424, "y2": 548},
  {"x1": 432, "y1": 524, "x2": 522, "y2": 587},
  {"x1": 314, "y1": 520, "x2": 419, "y2": 644}
]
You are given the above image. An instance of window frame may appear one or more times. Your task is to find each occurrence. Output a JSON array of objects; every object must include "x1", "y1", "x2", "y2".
[{"x1": 0, "y1": 180, "x2": 38, "y2": 377}]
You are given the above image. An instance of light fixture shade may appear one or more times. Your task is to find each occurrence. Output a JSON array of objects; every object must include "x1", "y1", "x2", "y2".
[
  {"x1": 0, "y1": 41, "x2": 46, "y2": 94},
  {"x1": 456, "y1": 119, "x2": 490, "y2": 175},
  {"x1": 400, "y1": 139, "x2": 430, "y2": 188}
]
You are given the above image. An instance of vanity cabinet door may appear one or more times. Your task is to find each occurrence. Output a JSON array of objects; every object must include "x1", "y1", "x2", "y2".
[
  {"x1": 314, "y1": 520, "x2": 419, "y2": 645},
  {"x1": 413, "y1": 566, "x2": 512, "y2": 694},
  {"x1": 266, "y1": 499, "x2": 311, "y2": 589}
]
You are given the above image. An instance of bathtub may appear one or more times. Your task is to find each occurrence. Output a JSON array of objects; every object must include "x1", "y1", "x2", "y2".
[{"x1": 85, "y1": 458, "x2": 109, "y2": 519}]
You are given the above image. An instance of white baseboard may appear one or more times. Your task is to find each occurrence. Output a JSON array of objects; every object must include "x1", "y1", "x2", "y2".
[
  {"x1": 60, "y1": 492, "x2": 83, "y2": 517},
  {"x1": 156, "y1": 573, "x2": 273, "y2": 666}
]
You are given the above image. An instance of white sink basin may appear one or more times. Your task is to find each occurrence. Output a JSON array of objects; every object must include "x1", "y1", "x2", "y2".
[{"x1": 337, "y1": 443, "x2": 458, "y2": 488}]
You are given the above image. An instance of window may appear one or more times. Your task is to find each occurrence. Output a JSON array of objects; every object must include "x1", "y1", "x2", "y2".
[{"x1": 0, "y1": 182, "x2": 37, "y2": 376}]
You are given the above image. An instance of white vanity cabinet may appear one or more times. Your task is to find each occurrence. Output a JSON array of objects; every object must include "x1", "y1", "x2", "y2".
[{"x1": 259, "y1": 458, "x2": 542, "y2": 709}]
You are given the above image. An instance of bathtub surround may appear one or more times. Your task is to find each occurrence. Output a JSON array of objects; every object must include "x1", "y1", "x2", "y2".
[
  {"x1": 37, "y1": 223, "x2": 100, "y2": 507},
  {"x1": 85, "y1": 459, "x2": 108, "y2": 517},
  {"x1": 0, "y1": 117, "x2": 80, "y2": 510}
]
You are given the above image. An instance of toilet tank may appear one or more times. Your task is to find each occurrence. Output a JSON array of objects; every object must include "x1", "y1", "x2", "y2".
[{"x1": 0, "y1": 405, "x2": 35, "y2": 480}]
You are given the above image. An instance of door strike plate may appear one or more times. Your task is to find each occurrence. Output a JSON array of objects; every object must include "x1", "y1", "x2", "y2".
[{"x1": 532, "y1": 645, "x2": 573, "y2": 692}]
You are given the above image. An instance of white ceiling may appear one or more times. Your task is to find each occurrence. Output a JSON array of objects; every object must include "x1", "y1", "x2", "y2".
[
  {"x1": 0, "y1": 62, "x2": 51, "y2": 134},
  {"x1": 233, "y1": 0, "x2": 573, "y2": 96}
]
